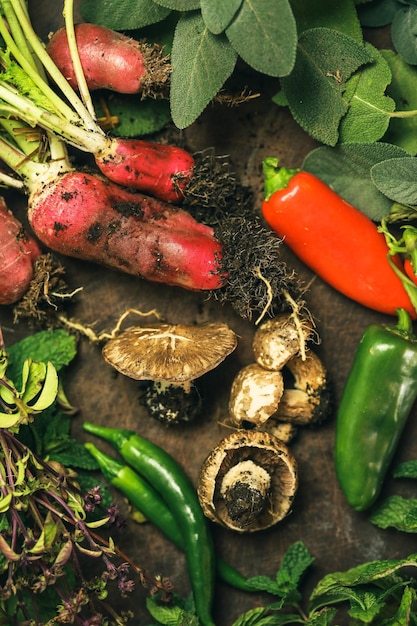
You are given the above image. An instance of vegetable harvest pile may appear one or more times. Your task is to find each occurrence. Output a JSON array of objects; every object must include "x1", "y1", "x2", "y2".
[{"x1": 4, "y1": 0, "x2": 417, "y2": 624}]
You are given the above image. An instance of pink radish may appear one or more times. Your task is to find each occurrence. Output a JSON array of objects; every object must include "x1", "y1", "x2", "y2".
[
  {"x1": 46, "y1": 23, "x2": 170, "y2": 96},
  {"x1": 0, "y1": 196, "x2": 42, "y2": 305},
  {"x1": 27, "y1": 171, "x2": 226, "y2": 291}
]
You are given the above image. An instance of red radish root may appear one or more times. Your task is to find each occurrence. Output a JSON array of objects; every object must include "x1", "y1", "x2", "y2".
[
  {"x1": 28, "y1": 172, "x2": 225, "y2": 291},
  {"x1": 95, "y1": 137, "x2": 195, "y2": 204},
  {"x1": 0, "y1": 196, "x2": 42, "y2": 305},
  {"x1": 46, "y1": 23, "x2": 171, "y2": 97}
]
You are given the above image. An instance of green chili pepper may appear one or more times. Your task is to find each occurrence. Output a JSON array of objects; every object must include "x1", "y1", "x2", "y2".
[
  {"x1": 335, "y1": 308, "x2": 417, "y2": 511},
  {"x1": 83, "y1": 422, "x2": 215, "y2": 626},
  {"x1": 85, "y1": 442, "x2": 257, "y2": 594}
]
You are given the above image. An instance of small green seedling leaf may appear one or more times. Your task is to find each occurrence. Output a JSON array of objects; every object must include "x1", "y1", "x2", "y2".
[
  {"x1": 201, "y1": 0, "x2": 242, "y2": 34},
  {"x1": 303, "y1": 142, "x2": 408, "y2": 220},
  {"x1": 392, "y1": 5, "x2": 417, "y2": 65},
  {"x1": 79, "y1": 0, "x2": 171, "y2": 30},
  {"x1": 338, "y1": 43, "x2": 395, "y2": 144},
  {"x1": 280, "y1": 27, "x2": 372, "y2": 145},
  {"x1": 371, "y1": 156, "x2": 417, "y2": 204},
  {"x1": 170, "y1": 12, "x2": 237, "y2": 128},
  {"x1": 225, "y1": 0, "x2": 297, "y2": 77}
]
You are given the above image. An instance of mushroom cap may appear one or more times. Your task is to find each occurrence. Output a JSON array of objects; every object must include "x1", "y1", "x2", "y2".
[
  {"x1": 197, "y1": 430, "x2": 298, "y2": 533},
  {"x1": 102, "y1": 322, "x2": 238, "y2": 382},
  {"x1": 252, "y1": 313, "x2": 313, "y2": 371}
]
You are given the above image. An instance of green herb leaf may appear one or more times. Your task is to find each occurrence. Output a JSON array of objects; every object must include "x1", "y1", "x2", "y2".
[
  {"x1": 276, "y1": 541, "x2": 315, "y2": 596},
  {"x1": 290, "y1": 0, "x2": 363, "y2": 41},
  {"x1": 370, "y1": 495, "x2": 417, "y2": 532},
  {"x1": 170, "y1": 12, "x2": 237, "y2": 129},
  {"x1": 49, "y1": 440, "x2": 100, "y2": 471},
  {"x1": 392, "y1": 6, "x2": 417, "y2": 65},
  {"x1": 371, "y1": 156, "x2": 417, "y2": 204},
  {"x1": 347, "y1": 590, "x2": 385, "y2": 622},
  {"x1": 201, "y1": 0, "x2": 242, "y2": 34},
  {"x1": 338, "y1": 43, "x2": 395, "y2": 143},
  {"x1": 153, "y1": 0, "x2": 199, "y2": 9},
  {"x1": 303, "y1": 142, "x2": 408, "y2": 220},
  {"x1": 225, "y1": 0, "x2": 297, "y2": 77},
  {"x1": 357, "y1": 0, "x2": 402, "y2": 28},
  {"x1": 311, "y1": 552, "x2": 417, "y2": 599},
  {"x1": 94, "y1": 95, "x2": 171, "y2": 137},
  {"x1": 146, "y1": 595, "x2": 199, "y2": 625},
  {"x1": 380, "y1": 49, "x2": 417, "y2": 155},
  {"x1": 393, "y1": 459, "x2": 417, "y2": 479},
  {"x1": 387, "y1": 586, "x2": 417, "y2": 625},
  {"x1": 305, "y1": 608, "x2": 338, "y2": 625},
  {"x1": 280, "y1": 28, "x2": 372, "y2": 145},
  {"x1": 80, "y1": 0, "x2": 171, "y2": 30}
]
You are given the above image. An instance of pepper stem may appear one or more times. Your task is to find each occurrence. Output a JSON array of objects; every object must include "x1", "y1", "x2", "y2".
[
  {"x1": 263, "y1": 157, "x2": 300, "y2": 201},
  {"x1": 395, "y1": 308, "x2": 414, "y2": 336}
]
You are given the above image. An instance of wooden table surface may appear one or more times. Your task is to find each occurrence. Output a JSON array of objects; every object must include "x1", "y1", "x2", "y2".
[{"x1": 2, "y1": 3, "x2": 416, "y2": 624}]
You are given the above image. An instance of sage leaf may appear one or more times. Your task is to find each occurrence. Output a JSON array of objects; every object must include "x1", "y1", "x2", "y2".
[
  {"x1": 371, "y1": 156, "x2": 417, "y2": 204},
  {"x1": 392, "y1": 5, "x2": 417, "y2": 65},
  {"x1": 280, "y1": 28, "x2": 372, "y2": 145},
  {"x1": 94, "y1": 95, "x2": 171, "y2": 137},
  {"x1": 290, "y1": 0, "x2": 363, "y2": 41},
  {"x1": 79, "y1": 0, "x2": 171, "y2": 30},
  {"x1": 153, "y1": 0, "x2": 200, "y2": 9},
  {"x1": 357, "y1": 0, "x2": 403, "y2": 28},
  {"x1": 338, "y1": 43, "x2": 395, "y2": 144},
  {"x1": 381, "y1": 49, "x2": 417, "y2": 155},
  {"x1": 201, "y1": 0, "x2": 243, "y2": 34},
  {"x1": 225, "y1": 0, "x2": 297, "y2": 77},
  {"x1": 170, "y1": 13, "x2": 237, "y2": 129},
  {"x1": 303, "y1": 142, "x2": 408, "y2": 220},
  {"x1": 370, "y1": 495, "x2": 417, "y2": 532}
]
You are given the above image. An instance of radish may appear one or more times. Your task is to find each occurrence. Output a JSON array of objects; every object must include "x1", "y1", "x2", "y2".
[
  {"x1": 0, "y1": 2, "x2": 193, "y2": 203},
  {"x1": 0, "y1": 196, "x2": 42, "y2": 305},
  {"x1": 46, "y1": 23, "x2": 170, "y2": 97},
  {"x1": 27, "y1": 170, "x2": 225, "y2": 291}
]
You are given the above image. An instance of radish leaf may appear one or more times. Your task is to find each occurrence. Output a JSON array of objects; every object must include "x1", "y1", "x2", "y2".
[
  {"x1": 79, "y1": 0, "x2": 171, "y2": 30},
  {"x1": 338, "y1": 43, "x2": 395, "y2": 143},
  {"x1": 280, "y1": 28, "x2": 372, "y2": 145},
  {"x1": 201, "y1": 0, "x2": 243, "y2": 35},
  {"x1": 170, "y1": 13, "x2": 237, "y2": 129},
  {"x1": 225, "y1": 0, "x2": 297, "y2": 77}
]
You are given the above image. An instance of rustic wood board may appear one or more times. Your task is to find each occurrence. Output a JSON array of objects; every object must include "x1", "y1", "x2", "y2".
[{"x1": 1, "y1": 4, "x2": 416, "y2": 624}]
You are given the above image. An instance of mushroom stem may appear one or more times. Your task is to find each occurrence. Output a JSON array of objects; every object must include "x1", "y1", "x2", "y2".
[{"x1": 220, "y1": 460, "x2": 271, "y2": 528}]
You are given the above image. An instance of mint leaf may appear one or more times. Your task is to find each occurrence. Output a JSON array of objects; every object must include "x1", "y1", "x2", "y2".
[
  {"x1": 305, "y1": 608, "x2": 337, "y2": 625},
  {"x1": 370, "y1": 495, "x2": 417, "y2": 532},
  {"x1": 201, "y1": 0, "x2": 242, "y2": 34},
  {"x1": 371, "y1": 156, "x2": 417, "y2": 204},
  {"x1": 276, "y1": 541, "x2": 314, "y2": 596},
  {"x1": 347, "y1": 590, "x2": 385, "y2": 622},
  {"x1": 170, "y1": 12, "x2": 237, "y2": 128},
  {"x1": 303, "y1": 142, "x2": 408, "y2": 220},
  {"x1": 225, "y1": 0, "x2": 297, "y2": 77},
  {"x1": 290, "y1": 0, "x2": 363, "y2": 41},
  {"x1": 392, "y1": 5, "x2": 417, "y2": 65},
  {"x1": 79, "y1": 0, "x2": 171, "y2": 30},
  {"x1": 49, "y1": 440, "x2": 100, "y2": 471},
  {"x1": 338, "y1": 43, "x2": 395, "y2": 143},
  {"x1": 393, "y1": 459, "x2": 417, "y2": 479},
  {"x1": 146, "y1": 595, "x2": 198, "y2": 625},
  {"x1": 280, "y1": 27, "x2": 372, "y2": 145},
  {"x1": 386, "y1": 586, "x2": 417, "y2": 625},
  {"x1": 381, "y1": 49, "x2": 417, "y2": 155}
]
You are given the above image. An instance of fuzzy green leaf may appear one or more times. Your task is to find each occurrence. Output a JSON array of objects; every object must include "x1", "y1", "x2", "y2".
[
  {"x1": 303, "y1": 142, "x2": 408, "y2": 220},
  {"x1": 153, "y1": 0, "x2": 199, "y2": 8},
  {"x1": 371, "y1": 156, "x2": 417, "y2": 204},
  {"x1": 201, "y1": 0, "x2": 243, "y2": 34},
  {"x1": 380, "y1": 49, "x2": 417, "y2": 155},
  {"x1": 79, "y1": 0, "x2": 171, "y2": 30},
  {"x1": 290, "y1": 0, "x2": 363, "y2": 41},
  {"x1": 392, "y1": 6, "x2": 417, "y2": 65},
  {"x1": 94, "y1": 95, "x2": 171, "y2": 137},
  {"x1": 370, "y1": 495, "x2": 417, "y2": 532},
  {"x1": 170, "y1": 13, "x2": 237, "y2": 128},
  {"x1": 393, "y1": 459, "x2": 417, "y2": 479},
  {"x1": 226, "y1": 0, "x2": 297, "y2": 77},
  {"x1": 280, "y1": 28, "x2": 372, "y2": 145},
  {"x1": 276, "y1": 541, "x2": 314, "y2": 595},
  {"x1": 357, "y1": 0, "x2": 402, "y2": 28},
  {"x1": 338, "y1": 43, "x2": 395, "y2": 143}
]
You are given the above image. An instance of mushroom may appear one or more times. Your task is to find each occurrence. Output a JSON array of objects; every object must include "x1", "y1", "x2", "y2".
[
  {"x1": 274, "y1": 350, "x2": 331, "y2": 425},
  {"x1": 228, "y1": 363, "x2": 284, "y2": 428},
  {"x1": 102, "y1": 321, "x2": 238, "y2": 424},
  {"x1": 197, "y1": 430, "x2": 298, "y2": 532},
  {"x1": 252, "y1": 313, "x2": 313, "y2": 371}
]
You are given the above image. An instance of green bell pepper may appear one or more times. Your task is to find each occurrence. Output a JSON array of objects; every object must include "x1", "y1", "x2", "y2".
[{"x1": 335, "y1": 308, "x2": 417, "y2": 511}]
